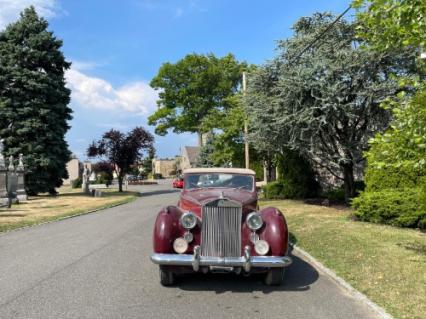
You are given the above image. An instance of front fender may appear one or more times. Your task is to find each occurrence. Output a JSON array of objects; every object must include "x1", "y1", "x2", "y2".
[
  {"x1": 242, "y1": 207, "x2": 289, "y2": 256},
  {"x1": 153, "y1": 206, "x2": 183, "y2": 253}
]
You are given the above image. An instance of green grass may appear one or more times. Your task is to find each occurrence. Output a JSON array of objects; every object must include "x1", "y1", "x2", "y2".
[
  {"x1": 0, "y1": 187, "x2": 139, "y2": 233},
  {"x1": 260, "y1": 200, "x2": 426, "y2": 319}
]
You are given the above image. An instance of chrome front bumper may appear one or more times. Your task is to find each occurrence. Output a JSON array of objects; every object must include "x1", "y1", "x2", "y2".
[{"x1": 150, "y1": 246, "x2": 292, "y2": 272}]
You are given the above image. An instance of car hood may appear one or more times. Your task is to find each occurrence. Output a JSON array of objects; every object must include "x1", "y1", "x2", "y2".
[{"x1": 181, "y1": 188, "x2": 256, "y2": 206}]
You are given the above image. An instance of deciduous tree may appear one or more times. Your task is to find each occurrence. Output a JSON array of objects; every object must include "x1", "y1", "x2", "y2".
[
  {"x1": 148, "y1": 53, "x2": 246, "y2": 143},
  {"x1": 87, "y1": 127, "x2": 154, "y2": 192}
]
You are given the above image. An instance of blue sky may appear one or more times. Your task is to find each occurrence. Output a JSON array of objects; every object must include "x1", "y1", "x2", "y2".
[{"x1": 0, "y1": 0, "x2": 352, "y2": 160}]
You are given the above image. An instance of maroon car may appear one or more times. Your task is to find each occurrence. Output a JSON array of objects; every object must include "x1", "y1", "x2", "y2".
[{"x1": 150, "y1": 168, "x2": 292, "y2": 286}]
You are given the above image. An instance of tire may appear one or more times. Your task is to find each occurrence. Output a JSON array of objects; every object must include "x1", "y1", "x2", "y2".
[
  {"x1": 159, "y1": 267, "x2": 175, "y2": 286},
  {"x1": 264, "y1": 268, "x2": 285, "y2": 286}
]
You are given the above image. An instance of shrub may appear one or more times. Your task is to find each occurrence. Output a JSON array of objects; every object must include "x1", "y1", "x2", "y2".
[
  {"x1": 264, "y1": 149, "x2": 320, "y2": 199},
  {"x1": 263, "y1": 178, "x2": 317, "y2": 199},
  {"x1": 352, "y1": 188, "x2": 426, "y2": 229},
  {"x1": 94, "y1": 172, "x2": 113, "y2": 186},
  {"x1": 352, "y1": 84, "x2": 426, "y2": 228},
  {"x1": 71, "y1": 177, "x2": 82, "y2": 189},
  {"x1": 324, "y1": 181, "x2": 365, "y2": 202}
]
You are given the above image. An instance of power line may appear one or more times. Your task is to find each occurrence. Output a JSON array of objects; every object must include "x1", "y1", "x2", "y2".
[{"x1": 288, "y1": 5, "x2": 352, "y2": 65}]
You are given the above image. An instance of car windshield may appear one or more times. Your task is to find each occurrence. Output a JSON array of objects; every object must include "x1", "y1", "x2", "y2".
[{"x1": 184, "y1": 173, "x2": 254, "y2": 191}]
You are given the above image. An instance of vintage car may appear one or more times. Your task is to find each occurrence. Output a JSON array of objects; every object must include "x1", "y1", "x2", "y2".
[
  {"x1": 150, "y1": 168, "x2": 292, "y2": 286},
  {"x1": 172, "y1": 176, "x2": 184, "y2": 188}
]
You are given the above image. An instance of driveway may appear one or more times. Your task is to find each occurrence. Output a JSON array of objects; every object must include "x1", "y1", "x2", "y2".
[{"x1": 0, "y1": 183, "x2": 379, "y2": 318}]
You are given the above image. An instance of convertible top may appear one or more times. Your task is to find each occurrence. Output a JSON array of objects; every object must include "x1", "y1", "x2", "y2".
[{"x1": 183, "y1": 167, "x2": 256, "y2": 175}]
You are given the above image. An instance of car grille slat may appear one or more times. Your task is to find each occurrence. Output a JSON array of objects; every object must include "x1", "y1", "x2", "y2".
[{"x1": 201, "y1": 201, "x2": 242, "y2": 257}]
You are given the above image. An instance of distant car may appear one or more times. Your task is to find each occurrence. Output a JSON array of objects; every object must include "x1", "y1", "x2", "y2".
[
  {"x1": 151, "y1": 167, "x2": 292, "y2": 286},
  {"x1": 172, "y1": 177, "x2": 184, "y2": 188},
  {"x1": 126, "y1": 175, "x2": 138, "y2": 181}
]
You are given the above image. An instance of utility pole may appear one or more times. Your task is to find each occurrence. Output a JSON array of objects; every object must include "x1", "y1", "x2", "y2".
[{"x1": 242, "y1": 72, "x2": 249, "y2": 169}]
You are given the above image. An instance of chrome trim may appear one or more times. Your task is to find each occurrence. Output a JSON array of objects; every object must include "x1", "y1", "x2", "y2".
[
  {"x1": 150, "y1": 248, "x2": 292, "y2": 271},
  {"x1": 201, "y1": 201, "x2": 242, "y2": 257},
  {"x1": 192, "y1": 246, "x2": 200, "y2": 271},
  {"x1": 243, "y1": 245, "x2": 251, "y2": 272}
]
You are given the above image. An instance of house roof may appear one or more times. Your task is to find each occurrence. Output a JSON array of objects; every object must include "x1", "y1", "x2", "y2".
[
  {"x1": 183, "y1": 167, "x2": 256, "y2": 175},
  {"x1": 183, "y1": 146, "x2": 200, "y2": 164}
]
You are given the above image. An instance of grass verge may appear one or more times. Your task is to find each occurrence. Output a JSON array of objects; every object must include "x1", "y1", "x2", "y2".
[
  {"x1": 0, "y1": 186, "x2": 139, "y2": 233},
  {"x1": 260, "y1": 200, "x2": 425, "y2": 319}
]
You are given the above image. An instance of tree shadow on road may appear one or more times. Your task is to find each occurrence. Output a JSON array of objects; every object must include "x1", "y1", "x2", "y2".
[{"x1": 175, "y1": 247, "x2": 318, "y2": 294}]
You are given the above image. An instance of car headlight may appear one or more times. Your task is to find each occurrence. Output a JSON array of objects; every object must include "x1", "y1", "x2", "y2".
[
  {"x1": 180, "y1": 212, "x2": 197, "y2": 230},
  {"x1": 254, "y1": 240, "x2": 270, "y2": 255},
  {"x1": 173, "y1": 238, "x2": 188, "y2": 254},
  {"x1": 246, "y1": 212, "x2": 263, "y2": 230}
]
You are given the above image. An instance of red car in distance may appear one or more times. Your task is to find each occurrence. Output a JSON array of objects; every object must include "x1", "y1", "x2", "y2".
[{"x1": 172, "y1": 176, "x2": 184, "y2": 188}]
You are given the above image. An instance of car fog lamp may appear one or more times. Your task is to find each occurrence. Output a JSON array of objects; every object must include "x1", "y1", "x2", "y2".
[
  {"x1": 183, "y1": 231, "x2": 193, "y2": 243},
  {"x1": 246, "y1": 212, "x2": 263, "y2": 230},
  {"x1": 254, "y1": 240, "x2": 269, "y2": 256},
  {"x1": 173, "y1": 238, "x2": 188, "y2": 254},
  {"x1": 180, "y1": 212, "x2": 197, "y2": 230}
]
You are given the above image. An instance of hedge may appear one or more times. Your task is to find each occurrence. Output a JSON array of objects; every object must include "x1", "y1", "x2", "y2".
[{"x1": 352, "y1": 188, "x2": 426, "y2": 229}]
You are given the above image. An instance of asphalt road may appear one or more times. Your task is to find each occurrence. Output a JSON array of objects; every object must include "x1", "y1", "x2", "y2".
[{"x1": 0, "y1": 183, "x2": 379, "y2": 319}]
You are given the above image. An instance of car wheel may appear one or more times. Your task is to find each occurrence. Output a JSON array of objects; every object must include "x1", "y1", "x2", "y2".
[
  {"x1": 264, "y1": 268, "x2": 285, "y2": 286},
  {"x1": 159, "y1": 267, "x2": 175, "y2": 286}
]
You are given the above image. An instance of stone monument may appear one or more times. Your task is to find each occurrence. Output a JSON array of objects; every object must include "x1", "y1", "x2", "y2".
[
  {"x1": 16, "y1": 154, "x2": 27, "y2": 202},
  {"x1": 0, "y1": 140, "x2": 8, "y2": 207},
  {"x1": 82, "y1": 164, "x2": 90, "y2": 194},
  {"x1": 7, "y1": 155, "x2": 18, "y2": 204}
]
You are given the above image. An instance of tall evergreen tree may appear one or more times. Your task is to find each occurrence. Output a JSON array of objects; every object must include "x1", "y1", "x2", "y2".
[{"x1": 0, "y1": 7, "x2": 72, "y2": 194}]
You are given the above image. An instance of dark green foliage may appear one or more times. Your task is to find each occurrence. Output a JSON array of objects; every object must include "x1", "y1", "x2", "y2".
[
  {"x1": 353, "y1": 85, "x2": 426, "y2": 228},
  {"x1": 0, "y1": 7, "x2": 72, "y2": 195},
  {"x1": 92, "y1": 161, "x2": 114, "y2": 186},
  {"x1": 246, "y1": 13, "x2": 417, "y2": 203},
  {"x1": 263, "y1": 180, "x2": 286, "y2": 199},
  {"x1": 352, "y1": 188, "x2": 425, "y2": 229},
  {"x1": 94, "y1": 172, "x2": 112, "y2": 186},
  {"x1": 196, "y1": 135, "x2": 215, "y2": 167},
  {"x1": 263, "y1": 150, "x2": 320, "y2": 199},
  {"x1": 71, "y1": 177, "x2": 82, "y2": 189},
  {"x1": 140, "y1": 147, "x2": 155, "y2": 176},
  {"x1": 324, "y1": 181, "x2": 365, "y2": 202},
  {"x1": 277, "y1": 150, "x2": 320, "y2": 198}
]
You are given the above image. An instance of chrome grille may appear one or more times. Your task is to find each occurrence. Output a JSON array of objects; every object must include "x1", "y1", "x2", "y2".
[{"x1": 201, "y1": 200, "x2": 242, "y2": 257}]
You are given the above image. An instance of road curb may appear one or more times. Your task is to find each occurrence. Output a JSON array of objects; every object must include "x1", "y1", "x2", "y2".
[
  {"x1": 0, "y1": 196, "x2": 139, "y2": 237},
  {"x1": 291, "y1": 243, "x2": 393, "y2": 319}
]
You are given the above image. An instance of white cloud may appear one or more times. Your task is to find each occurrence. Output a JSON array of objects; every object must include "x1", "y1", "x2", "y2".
[
  {"x1": 65, "y1": 67, "x2": 158, "y2": 115},
  {"x1": 0, "y1": 0, "x2": 59, "y2": 29}
]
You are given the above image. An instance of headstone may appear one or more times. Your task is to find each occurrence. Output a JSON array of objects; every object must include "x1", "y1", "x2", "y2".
[
  {"x1": 82, "y1": 165, "x2": 90, "y2": 194},
  {"x1": 0, "y1": 143, "x2": 8, "y2": 207},
  {"x1": 7, "y1": 155, "x2": 18, "y2": 204},
  {"x1": 16, "y1": 154, "x2": 27, "y2": 202}
]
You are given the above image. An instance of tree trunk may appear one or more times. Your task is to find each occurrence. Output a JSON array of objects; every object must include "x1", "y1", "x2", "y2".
[
  {"x1": 343, "y1": 164, "x2": 355, "y2": 204},
  {"x1": 118, "y1": 175, "x2": 123, "y2": 192}
]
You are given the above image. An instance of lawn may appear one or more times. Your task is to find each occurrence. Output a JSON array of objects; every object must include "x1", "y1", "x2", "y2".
[
  {"x1": 0, "y1": 186, "x2": 139, "y2": 233},
  {"x1": 260, "y1": 200, "x2": 426, "y2": 319}
]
